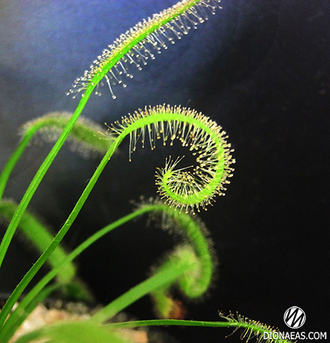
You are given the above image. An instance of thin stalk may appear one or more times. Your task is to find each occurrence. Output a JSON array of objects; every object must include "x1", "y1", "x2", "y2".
[
  {"x1": 0, "y1": 131, "x2": 121, "y2": 326},
  {"x1": 0, "y1": 207, "x2": 149, "y2": 342},
  {"x1": 13, "y1": 318, "x2": 293, "y2": 343},
  {"x1": 0, "y1": 106, "x2": 223, "y2": 336},
  {"x1": 106, "y1": 318, "x2": 237, "y2": 329},
  {"x1": 0, "y1": 200, "x2": 76, "y2": 285},
  {"x1": 0, "y1": 85, "x2": 93, "y2": 329},
  {"x1": 0, "y1": 0, "x2": 213, "y2": 309},
  {"x1": 105, "y1": 319, "x2": 293, "y2": 343},
  {"x1": 0, "y1": 135, "x2": 32, "y2": 202},
  {"x1": 0, "y1": 85, "x2": 94, "y2": 269},
  {"x1": 90, "y1": 255, "x2": 193, "y2": 324},
  {"x1": 0, "y1": 112, "x2": 112, "y2": 203},
  {"x1": 0, "y1": 1, "x2": 222, "y2": 339},
  {"x1": 0, "y1": 109, "x2": 177, "y2": 331},
  {"x1": 0, "y1": 202, "x2": 209, "y2": 342}
]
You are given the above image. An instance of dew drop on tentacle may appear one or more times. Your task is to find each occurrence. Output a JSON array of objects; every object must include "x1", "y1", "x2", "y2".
[
  {"x1": 67, "y1": 0, "x2": 223, "y2": 99},
  {"x1": 110, "y1": 105, "x2": 234, "y2": 213}
]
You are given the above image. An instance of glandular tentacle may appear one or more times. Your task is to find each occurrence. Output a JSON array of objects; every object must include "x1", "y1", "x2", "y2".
[
  {"x1": 66, "y1": 0, "x2": 222, "y2": 99},
  {"x1": 110, "y1": 104, "x2": 235, "y2": 214}
]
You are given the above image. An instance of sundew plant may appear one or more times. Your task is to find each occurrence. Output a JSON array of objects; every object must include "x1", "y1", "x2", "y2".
[{"x1": 0, "y1": 1, "x2": 293, "y2": 342}]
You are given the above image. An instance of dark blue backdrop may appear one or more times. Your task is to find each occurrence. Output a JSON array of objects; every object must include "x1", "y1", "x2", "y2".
[{"x1": 1, "y1": 1, "x2": 329, "y2": 342}]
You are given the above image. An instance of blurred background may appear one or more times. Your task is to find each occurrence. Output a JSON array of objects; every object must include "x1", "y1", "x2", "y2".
[{"x1": 0, "y1": 0, "x2": 329, "y2": 342}]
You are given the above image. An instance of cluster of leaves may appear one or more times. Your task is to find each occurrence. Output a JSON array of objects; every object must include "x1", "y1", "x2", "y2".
[{"x1": 0, "y1": 1, "x2": 291, "y2": 342}]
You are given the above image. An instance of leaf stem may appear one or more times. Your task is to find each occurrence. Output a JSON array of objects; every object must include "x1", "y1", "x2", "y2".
[
  {"x1": 0, "y1": 202, "x2": 212, "y2": 342},
  {"x1": 0, "y1": 87, "x2": 93, "y2": 269},
  {"x1": 90, "y1": 249, "x2": 194, "y2": 324},
  {"x1": 0, "y1": 199, "x2": 76, "y2": 284},
  {"x1": 0, "y1": 206, "x2": 149, "y2": 342},
  {"x1": 0, "y1": 1, "x2": 224, "y2": 340},
  {"x1": 106, "y1": 318, "x2": 235, "y2": 328},
  {"x1": 0, "y1": 135, "x2": 32, "y2": 203},
  {"x1": 105, "y1": 318, "x2": 293, "y2": 343}
]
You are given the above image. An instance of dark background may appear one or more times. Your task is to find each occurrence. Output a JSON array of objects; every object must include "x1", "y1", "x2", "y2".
[{"x1": 0, "y1": 0, "x2": 329, "y2": 342}]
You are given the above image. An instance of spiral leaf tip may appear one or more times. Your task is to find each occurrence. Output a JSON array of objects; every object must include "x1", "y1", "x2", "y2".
[{"x1": 111, "y1": 105, "x2": 234, "y2": 214}]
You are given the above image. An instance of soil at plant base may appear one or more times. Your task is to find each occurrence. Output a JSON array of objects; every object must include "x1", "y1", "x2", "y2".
[{"x1": 7, "y1": 300, "x2": 180, "y2": 343}]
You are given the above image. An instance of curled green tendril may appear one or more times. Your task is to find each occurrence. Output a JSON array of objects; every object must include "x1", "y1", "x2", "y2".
[
  {"x1": 0, "y1": 200, "x2": 213, "y2": 340},
  {"x1": 0, "y1": 0, "x2": 222, "y2": 272},
  {"x1": 141, "y1": 199, "x2": 214, "y2": 305},
  {"x1": 145, "y1": 200, "x2": 215, "y2": 318},
  {"x1": 0, "y1": 1, "x2": 225, "y2": 339},
  {"x1": 151, "y1": 245, "x2": 204, "y2": 319},
  {"x1": 101, "y1": 199, "x2": 215, "y2": 320},
  {"x1": 0, "y1": 104, "x2": 231, "y2": 335},
  {"x1": 110, "y1": 104, "x2": 235, "y2": 213}
]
